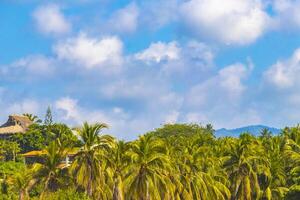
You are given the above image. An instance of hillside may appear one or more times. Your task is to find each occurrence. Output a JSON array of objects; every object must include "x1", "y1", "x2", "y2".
[{"x1": 215, "y1": 125, "x2": 281, "y2": 137}]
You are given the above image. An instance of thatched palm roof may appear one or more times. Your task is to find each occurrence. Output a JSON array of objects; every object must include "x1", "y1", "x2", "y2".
[{"x1": 0, "y1": 115, "x2": 32, "y2": 135}]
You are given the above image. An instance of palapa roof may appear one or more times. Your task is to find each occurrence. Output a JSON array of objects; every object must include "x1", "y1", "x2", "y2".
[
  {"x1": 0, "y1": 115, "x2": 32, "y2": 135},
  {"x1": 22, "y1": 150, "x2": 46, "y2": 157},
  {"x1": 22, "y1": 148, "x2": 79, "y2": 157}
]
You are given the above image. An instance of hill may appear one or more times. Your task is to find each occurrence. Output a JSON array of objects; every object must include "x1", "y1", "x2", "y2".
[{"x1": 215, "y1": 125, "x2": 281, "y2": 137}]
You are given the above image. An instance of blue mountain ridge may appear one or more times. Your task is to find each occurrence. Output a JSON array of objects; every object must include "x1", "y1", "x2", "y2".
[{"x1": 215, "y1": 125, "x2": 281, "y2": 137}]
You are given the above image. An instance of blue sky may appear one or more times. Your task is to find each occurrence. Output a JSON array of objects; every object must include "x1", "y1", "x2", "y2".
[{"x1": 1, "y1": 0, "x2": 300, "y2": 139}]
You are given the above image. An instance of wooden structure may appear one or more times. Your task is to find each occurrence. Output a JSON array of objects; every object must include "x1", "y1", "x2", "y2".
[
  {"x1": 22, "y1": 149, "x2": 78, "y2": 168},
  {"x1": 0, "y1": 115, "x2": 32, "y2": 138}
]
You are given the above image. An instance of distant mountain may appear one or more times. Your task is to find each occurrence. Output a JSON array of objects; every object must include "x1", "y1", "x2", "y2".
[{"x1": 215, "y1": 125, "x2": 281, "y2": 137}]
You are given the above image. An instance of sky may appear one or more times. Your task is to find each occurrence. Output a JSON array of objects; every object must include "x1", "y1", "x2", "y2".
[{"x1": 1, "y1": 0, "x2": 300, "y2": 139}]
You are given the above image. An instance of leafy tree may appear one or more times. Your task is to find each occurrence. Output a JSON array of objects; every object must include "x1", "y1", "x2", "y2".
[
  {"x1": 44, "y1": 106, "x2": 53, "y2": 126},
  {"x1": 0, "y1": 141, "x2": 20, "y2": 161}
]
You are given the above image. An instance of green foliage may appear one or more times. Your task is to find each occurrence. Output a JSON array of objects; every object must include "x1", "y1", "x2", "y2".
[
  {"x1": 23, "y1": 113, "x2": 42, "y2": 124},
  {"x1": 10, "y1": 123, "x2": 80, "y2": 152},
  {"x1": 0, "y1": 140, "x2": 20, "y2": 161},
  {"x1": 0, "y1": 121, "x2": 300, "y2": 199},
  {"x1": 44, "y1": 106, "x2": 53, "y2": 126},
  {"x1": 284, "y1": 185, "x2": 300, "y2": 200},
  {"x1": 33, "y1": 189, "x2": 90, "y2": 200},
  {"x1": 0, "y1": 161, "x2": 25, "y2": 177}
]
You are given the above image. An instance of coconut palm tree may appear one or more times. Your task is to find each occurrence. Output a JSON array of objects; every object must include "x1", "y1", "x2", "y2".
[
  {"x1": 258, "y1": 136, "x2": 288, "y2": 200},
  {"x1": 124, "y1": 135, "x2": 172, "y2": 200},
  {"x1": 23, "y1": 113, "x2": 42, "y2": 124},
  {"x1": 105, "y1": 140, "x2": 130, "y2": 200},
  {"x1": 31, "y1": 139, "x2": 67, "y2": 199},
  {"x1": 173, "y1": 137, "x2": 230, "y2": 200},
  {"x1": 70, "y1": 122, "x2": 113, "y2": 198},
  {"x1": 224, "y1": 133, "x2": 266, "y2": 200},
  {"x1": 11, "y1": 165, "x2": 40, "y2": 200}
]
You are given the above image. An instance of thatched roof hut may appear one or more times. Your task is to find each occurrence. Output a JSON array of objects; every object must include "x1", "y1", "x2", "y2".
[{"x1": 0, "y1": 115, "x2": 32, "y2": 135}]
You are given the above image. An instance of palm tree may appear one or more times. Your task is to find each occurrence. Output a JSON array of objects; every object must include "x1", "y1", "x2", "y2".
[
  {"x1": 33, "y1": 139, "x2": 67, "y2": 198},
  {"x1": 124, "y1": 135, "x2": 171, "y2": 200},
  {"x1": 23, "y1": 113, "x2": 42, "y2": 124},
  {"x1": 173, "y1": 136, "x2": 230, "y2": 200},
  {"x1": 224, "y1": 133, "x2": 266, "y2": 200},
  {"x1": 70, "y1": 122, "x2": 113, "y2": 198},
  {"x1": 105, "y1": 140, "x2": 130, "y2": 200},
  {"x1": 11, "y1": 165, "x2": 40, "y2": 200},
  {"x1": 258, "y1": 136, "x2": 288, "y2": 200}
]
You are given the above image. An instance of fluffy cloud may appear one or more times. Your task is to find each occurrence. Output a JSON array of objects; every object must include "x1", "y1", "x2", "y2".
[
  {"x1": 218, "y1": 63, "x2": 249, "y2": 96},
  {"x1": 33, "y1": 4, "x2": 71, "y2": 35},
  {"x1": 183, "y1": 63, "x2": 254, "y2": 128},
  {"x1": 135, "y1": 41, "x2": 180, "y2": 63},
  {"x1": 272, "y1": 0, "x2": 300, "y2": 29},
  {"x1": 5, "y1": 99, "x2": 41, "y2": 116},
  {"x1": 264, "y1": 48, "x2": 300, "y2": 89},
  {"x1": 107, "y1": 3, "x2": 139, "y2": 33},
  {"x1": 140, "y1": 0, "x2": 178, "y2": 29},
  {"x1": 180, "y1": 0, "x2": 271, "y2": 45},
  {"x1": 11, "y1": 55, "x2": 55, "y2": 75},
  {"x1": 187, "y1": 63, "x2": 250, "y2": 107},
  {"x1": 0, "y1": 55, "x2": 55, "y2": 81},
  {"x1": 55, "y1": 97, "x2": 81, "y2": 123},
  {"x1": 53, "y1": 33, "x2": 123, "y2": 70}
]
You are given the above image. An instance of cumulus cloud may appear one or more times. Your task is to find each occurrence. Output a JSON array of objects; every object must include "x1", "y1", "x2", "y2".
[
  {"x1": 53, "y1": 33, "x2": 123, "y2": 70},
  {"x1": 187, "y1": 63, "x2": 250, "y2": 107},
  {"x1": 264, "y1": 48, "x2": 300, "y2": 89},
  {"x1": 135, "y1": 41, "x2": 180, "y2": 63},
  {"x1": 6, "y1": 99, "x2": 41, "y2": 115},
  {"x1": 180, "y1": 0, "x2": 271, "y2": 45},
  {"x1": 33, "y1": 4, "x2": 71, "y2": 35},
  {"x1": 183, "y1": 63, "x2": 255, "y2": 128},
  {"x1": 0, "y1": 55, "x2": 56, "y2": 81},
  {"x1": 140, "y1": 0, "x2": 178, "y2": 29},
  {"x1": 107, "y1": 3, "x2": 139, "y2": 33},
  {"x1": 11, "y1": 55, "x2": 55, "y2": 75},
  {"x1": 218, "y1": 63, "x2": 249, "y2": 96},
  {"x1": 55, "y1": 97, "x2": 81, "y2": 123},
  {"x1": 272, "y1": 0, "x2": 300, "y2": 29}
]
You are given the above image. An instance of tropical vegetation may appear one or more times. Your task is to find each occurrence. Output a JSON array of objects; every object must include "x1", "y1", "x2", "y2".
[{"x1": 0, "y1": 110, "x2": 299, "y2": 200}]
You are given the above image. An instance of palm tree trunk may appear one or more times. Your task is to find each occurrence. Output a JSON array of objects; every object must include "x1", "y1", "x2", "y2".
[
  {"x1": 113, "y1": 176, "x2": 124, "y2": 200},
  {"x1": 40, "y1": 174, "x2": 51, "y2": 199},
  {"x1": 13, "y1": 150, "x2": 16, "y2": 162},
  {"x1": 19, "y1": 189, "x2": 25, "y2": 200},
  {"x1": 146, "y1": 180, "x2": 150, "y2": 200},
  {"x1": 87, "y1": 174, "x2": 93, "y2": 197}
]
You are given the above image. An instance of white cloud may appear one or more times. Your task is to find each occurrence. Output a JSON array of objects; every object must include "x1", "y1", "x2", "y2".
[
  {"x1": 11, "y1": 55, "x2": 55, "y2": 75},
  {"x1": 33, "y1": 4, "x2": 71, "y2": 35},
  {"x1": 107, "y1": 3, "x2": 139, "y2": 33},
  {"x1": 6, "y1": 99, "x2": 41, "y2": 115},
  {"x1": 135, "y1": 41, "x2": 180, "y2": 63},
  {"x1": 187, "y1": 63, "x2": 250, "y2": 108},
  {"x1": 53, "y1": 33, "x2": 123, "y2": 70},
  {"x1": 0, "y1": 55, "x2": 56, "y2": 81},
  {"x1": 264, "y1": 48, "x2": 300, "y2": 89},
  {"x1": 272, "y1": 0, "x2": 300, "y2": 29},
  {"x1": 180, "y1": 0, "x2": 271, "y2": 45},
  {"x1": 55, "y1": 97, "x2": 81, "y2": 122},
  {"x1": 140, "y1": 0, "x2": 178, "y2": 29},
  {"x1": 218, "y1": 63, "x2": 249, "y2": 96}
]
